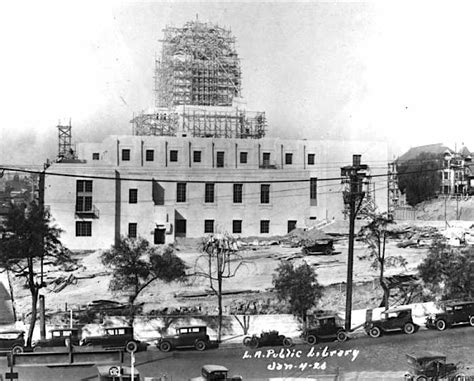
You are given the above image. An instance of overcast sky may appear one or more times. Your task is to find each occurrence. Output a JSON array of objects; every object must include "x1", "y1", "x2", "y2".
[{"x1": 1, "y1": 1, "x2": 473, "y2": 165}]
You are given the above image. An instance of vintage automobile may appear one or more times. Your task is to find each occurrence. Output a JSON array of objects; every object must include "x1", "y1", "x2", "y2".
[
  {"x1": 365, "y1": 307, "x2": 419, "y2": 338},
  {"x1": 302, "y1": 315, "x2": 348, "y2": 344},
  {"x1": 189, "y1": 364, "x2": 243, "y2": 381},
  {"x1": 157, "y1": 325, "x2": 215, "y2": 352},
  {"x1": 80, "y1": 326, "x2": 141, "y2": 353},
  {"x1": 0, "y1": 330, "x2": 25, "y2": 354},
  {"x1": 33, "y1": 328, "x2": 81, "y2": 350},
  {"x1": 301, "y1": 239, "x2": 335, "y2": 255},
  {"x1": 243, "y1": 330, "x2": 293, "y2": 349},
  {"x1": 404, "y1": 351, "x2": 467, "y2": 381},
  {"x1": 426, "y1": 301, "x2": 474, "y2": 331}
]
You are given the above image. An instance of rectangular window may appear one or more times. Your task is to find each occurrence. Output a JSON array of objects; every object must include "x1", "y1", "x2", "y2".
[
  {"x1": 308, "y1": 153, "x2": 315, "y2": 165},
  {"x1": 240, "y1": 152, "x2": 248, "y2": 164},
  {"x1": 152, "y1": 180, "x2": 165, "y2": 205},
  {"x1": 193, "y1": 150, "x2": 202, "y2": 163},
  {"x1": 145, "y1": 149, "x2": 154, "y2": 162},
  {"x1": 232, "y1": 220, "x2": 242, "y2": 234},
  {"x1": 170, "y1": 150, "x2": 178, "y2": 162},
  {"x1": 177, "y1": 183, "x2": 186, "y2": 202},
  {"x1": 129, "y1": 189, "x2": 138, "y2": 204},
  {"x1": 204, "y1": 219, "x2": 214, "y2": 234},
  {"x1": 233, "y1": 184, "x2": 243, "y2": 203},
  {"x1": 288, "y1": 220, "x2": 297, "y2": 233},
  {"x1": 260, "y1": 184, "x2": 270, "y2": 204},
  {"x1": 92, "y1": 153, "x2": 100, "y2": 160},
  {"x1": 122, "y1": 149, "x2": 130, "y2": 161},
  {"x1": 205, "y1": 183, "x2": 215, "y2": 203},
  {"x1": 76, "y1": 221, "x2": 92, "y2": 237},
  {"x1": 216, "y1": 151, "x2": 225, "y2": 167},
  {"x1": 262, "y1": 152, "x2": 271, "y2": 167},
  {"x1": 260, "y1": 220, "x2": 270, "y2": 234},
  {"x1": 310, "y1": 177, "x2": 317, "y2": 206},
  {"x1": 285, "y1": 153, "x2": 293, "y2": 165},
  {"x1": 128, "y1": 223, "x2": 137, "y2": 238},
  {"x1": 76, "y1": 180, "x2": 93, "y2": 212}
]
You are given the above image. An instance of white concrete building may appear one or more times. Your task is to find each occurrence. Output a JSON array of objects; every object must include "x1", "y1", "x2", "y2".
[{"x1": 44, "y1": 135, "x2": 388, "y2": 250}]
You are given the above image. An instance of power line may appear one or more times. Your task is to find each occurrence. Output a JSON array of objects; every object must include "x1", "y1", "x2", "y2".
[{"x1": 0, "y1": 165, "x2": 442, "y2": 185}]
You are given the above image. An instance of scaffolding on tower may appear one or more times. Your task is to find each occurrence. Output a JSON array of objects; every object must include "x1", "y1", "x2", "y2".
[
  {"x1": 57, "y1": 120, "x2": 76, "y2": 161},
  {"x1": 132, "y1": 19, "x2": 266, "y2": 139}
]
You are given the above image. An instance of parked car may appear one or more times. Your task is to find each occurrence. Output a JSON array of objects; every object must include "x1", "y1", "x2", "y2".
[
  {"x1": 157, "y1": 325, "x2": 215, "y2": 352},
  {"x1": 189, "y1": 364, "x2": 243, "y2": 381},
  {"x1": 33, "y1": 328, "x2": 81, "y2": 350},
  {"x1": 426, "y1": 301, "x2": 474, "y2": 331},
  {"x1": 80, "y1": 326, "x2": 141, "y2": 353},
  {"x1": 404, "y1": 351, "x2": 467, "y2": 381},
  {"x1": 243, "y1": 330, "x2": 292, "y2": 349},
  {"x1": 302, "y1": 315, "x2": 348, "y2": 344},
  {"x1": 365, "y1": 307, "x2": 419, "y2": 338},
  {"x1": 301, "y1": 239, "x2": 335, "y2": 255},
  {"x1": 0, "y1": 330, "x2": 25, "y2": 354}
]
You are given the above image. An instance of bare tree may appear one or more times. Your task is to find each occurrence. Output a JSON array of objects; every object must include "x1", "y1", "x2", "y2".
[
  {"x1": 194, "y1": 233, "x2": 248, "y2": 341},
  {"x1": 359, "y1": 212, "x2": 407, "y2": 309}
]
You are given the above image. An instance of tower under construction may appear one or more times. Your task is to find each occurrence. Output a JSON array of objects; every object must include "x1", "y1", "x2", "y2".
[{"x1": 132, "y1": 20, "x2": 266, "y2": 139}]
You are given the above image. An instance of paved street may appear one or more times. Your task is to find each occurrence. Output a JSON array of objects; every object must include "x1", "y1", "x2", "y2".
[{"x1": 1, "y1": 326, "x2": 473, "y2": 380}]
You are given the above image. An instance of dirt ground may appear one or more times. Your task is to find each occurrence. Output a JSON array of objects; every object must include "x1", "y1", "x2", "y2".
[{"x1": 9, "y1": 233, "x2": 429, "y2": 321}]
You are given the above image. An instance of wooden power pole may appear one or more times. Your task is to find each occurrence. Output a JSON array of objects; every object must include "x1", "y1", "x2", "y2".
[{"x1": 341, "y1": 154, "x2": 369, "y2": 331}]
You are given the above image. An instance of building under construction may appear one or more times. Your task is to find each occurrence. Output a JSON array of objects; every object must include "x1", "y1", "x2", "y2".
[{"x1": 132, "y1": 20, "x2": 266, "y2": 139}]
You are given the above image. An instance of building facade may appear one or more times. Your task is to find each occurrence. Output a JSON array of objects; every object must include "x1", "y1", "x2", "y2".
[{"x1": 44, "y1": 135, "x2": 388, "y2": 250}]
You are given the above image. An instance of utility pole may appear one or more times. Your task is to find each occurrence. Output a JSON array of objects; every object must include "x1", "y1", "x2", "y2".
[{"x1": 341, "y1": 154, "x2": 369, "y2": 332}]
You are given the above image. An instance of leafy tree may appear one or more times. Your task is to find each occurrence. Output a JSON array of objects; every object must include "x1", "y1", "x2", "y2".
[
  {"x1": 359, "y1": 212, "x2": 407, "y2": 309},
  {"x1": 0, "y1": 202, "x2": 68, "y2": 347},
  {"x1": 397, "y1": 152, "x2": 442, "y2": 206},
  {"x1": 195, "y1": 233, "x2": 248, "y2": 341},
  {"x1": 272, "y1": 261, "x2": 323, "y2": 326},
  {"x1": 101, "y1": 236, "x2": 186, "y2": 322},
  {"x1": 418, "y1": 241, "x2": 473, "y2": 300}
]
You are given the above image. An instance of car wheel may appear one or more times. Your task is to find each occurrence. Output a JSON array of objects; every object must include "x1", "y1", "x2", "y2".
[
  {"x1": 194, "y1": 339, "x2": 206, "y2": 351},
  {"x1": 12, "y1": 345, "x2": 23, "y2": 354},
  {"x1": 368, "y1": 326, "x2": 381, "y2": 338},
  {"x1": 336, "y1": 330, "x2": 348, "y2": 342},
  {"x1": 436, "y1": 319, "x2": 447, "y2": 331},
  {"x1": 404, "y1": 322, "x2": 416, "y2": 335},
  {"x1": 159, "y1": 341, "x2": 171, "y2": 352},
  {"x1": 249, "y1": 337, "x2": 259, "y2": 349},
  {"x1": 324, "y1": 248, "x2": 332, "y2": 255},
  {"x1": 415, "y1": 376, "x2": 428, "y2": 381},
  {"x1": 33, "y1": 345, "x2": 41, "y2": 352},
  {"x1": 243, "y1": 336, "x2": 252, "y2": 346},
  {"x1": 126, "y1": 341, "x2": 138, "y2": 353},
  {"x1": 306, "y1": 335, "x2": 317, "y2": 345},
  {"x1": 453, "y1": 373, "x2": 467, "y2": 381},
  {"x1": 469, "y1": 316, "x2": 474, "y2": 327},
  {"x1": 283, "y1": 337, "x2": 293, "y2": 347}
]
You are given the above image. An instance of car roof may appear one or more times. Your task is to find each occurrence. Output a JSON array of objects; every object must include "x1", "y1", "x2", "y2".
[
  {"x1": 202, "y1": 364, "x2": 228, "y2": 372},
  {"x1": 406, "y1": 351, "x2": 446, "y2": 361},
  {"x1": 105, "y1": 326, "x2": 132, "y2": 329},
  {"x1": 177, "y1": 325, "x2": 206, "y2": 329}
]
